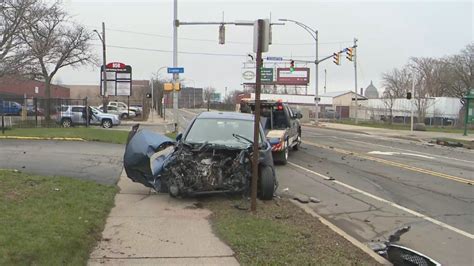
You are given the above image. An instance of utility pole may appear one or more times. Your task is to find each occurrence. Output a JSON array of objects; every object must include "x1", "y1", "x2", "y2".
[
  {"x1": 315, "y1": 30, "x2": 319, "y2": 124},
  {"x1": 151, "y1": 80, "x2": 154, "y2": 122},
  {"x1": 251, "y1": 19, "x2": 264, "y2": 213},
  {"x1": 173, "y1": 0, "x2": 179, "y2": 130},
  {"x1": 353, "y1": 38, "x2": 358, "y2": 124},
  {"x1": 324, "y1": 69, "x2": 327, "y2": 94},
  {"x1": 101, "y1": 22, "x2": 107, "y2": 113},
  {"x1": 411, "y1": 72, "x2": 415, "y2": 132}
]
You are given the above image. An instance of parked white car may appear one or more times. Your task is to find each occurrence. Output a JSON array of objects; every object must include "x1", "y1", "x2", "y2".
[
  {"x1": 108, "y1": 101, "x2": 141, "y2": 115},
  {"x1": 98, "y1": 105, "x2": 136, "y2": 119}
]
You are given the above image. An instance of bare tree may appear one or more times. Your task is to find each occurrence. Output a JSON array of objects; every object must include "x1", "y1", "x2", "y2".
[
  {"x1": 20, "y1": 1, "x2": 96, "y2": 119},
  {"x1": 382, "y1": 67, "x2": 411, "y2": 123},
  {"x1": 203, "y1": 87, "x2": 216, "y2": 111},
  {"x1": 0, "y1": 0, "x2": 36, "y2": 76},
  {"x1": 442, "y1": 43, "x2": 474, "y2": 104}
]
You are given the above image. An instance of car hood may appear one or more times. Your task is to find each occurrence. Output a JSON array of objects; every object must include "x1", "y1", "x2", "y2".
[{"x1": 123, "y1": 129, "x2": 175, "y2": 189}]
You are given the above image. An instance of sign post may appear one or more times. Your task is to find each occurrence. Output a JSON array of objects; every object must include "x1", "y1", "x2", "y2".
[{"x1": 463, "y1": 88, "x2": 474, "y2": 136}]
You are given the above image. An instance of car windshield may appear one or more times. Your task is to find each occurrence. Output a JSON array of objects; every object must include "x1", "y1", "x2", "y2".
[{"x1": 184, "y1": 118, "x2": 262, "y2": 148}]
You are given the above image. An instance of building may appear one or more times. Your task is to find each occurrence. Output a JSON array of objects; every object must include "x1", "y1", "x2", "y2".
[
  {"x1": 0, "y1": 75, "x2": 70, "y2": 99},
  {"x1": 164, "y1": 87, "x2": 203, "y2": 108},
  {"x1": 364, "y1": 81, "x2": 379, "y2": 99}
]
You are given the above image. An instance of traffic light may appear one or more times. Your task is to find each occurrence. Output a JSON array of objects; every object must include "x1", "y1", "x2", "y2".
[
  {"x1": 346, "y1": 48, "x2": 353, "y2": 61},
  {"x1": 146, "y1": 93, "x2": 152, "y2": 98},
  {"x1": 260, "y1": 58, "x2": 264, "y2": 69},
  {"x1": 333, "y1": 53, "x2": 340, "y2": 65},
  {"x1": 290, "y1": 60, "x2": 295, "y2": 72},
  {"x1": 218, "y1": 24, "x2": 225, "y2": 45},
  {"x1": 406, "y1": 92, "x2": 412, "y2": 100}
]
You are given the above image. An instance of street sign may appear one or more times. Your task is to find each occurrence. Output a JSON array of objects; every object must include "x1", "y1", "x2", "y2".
[
  {"x1": 100, "y1": 63, "x2": 132, "y2": 96},
  {"x1": 266, "y1": 56, "x2": 283, "y2": 61},
  {"x1": 167, "y1": 67, "x2": 184, "y2": 74},
  {"x1": 261, "y1": 68, "x2": 273, "y2": 83}
]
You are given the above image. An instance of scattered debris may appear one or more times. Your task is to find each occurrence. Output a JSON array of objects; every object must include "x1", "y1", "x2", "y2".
[
  {"x1": 293, "y1": 193, "x2": 310, "y2": 204},
  {"x1": 434, "y1": 139, "x2": 463, "y2": 147},
  {"x1": 53, "y1": 188, "x2": 60, "y2": 191},
  {"x1": 309, "y1": 197, "x2": 321, "y2": 203},
  {"x1": 363, "y1": 219, "x2": 370, "y2": 223}
]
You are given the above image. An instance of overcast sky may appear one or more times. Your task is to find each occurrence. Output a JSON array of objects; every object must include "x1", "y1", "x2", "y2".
[{"x1": 57, "y1": 0, "x2": 473, "y2": 96}]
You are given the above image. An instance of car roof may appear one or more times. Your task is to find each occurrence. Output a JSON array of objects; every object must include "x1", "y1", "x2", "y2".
[{"x1": 197, "y1": 111, "x2": 254, "y2": 121}]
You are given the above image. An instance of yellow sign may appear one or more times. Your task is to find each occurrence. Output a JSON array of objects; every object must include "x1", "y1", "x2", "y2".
[
  {"x1": 164, "y1": 82, "x2": 180, "y2": 92},
  {"x1": 174, "y1": 82, "x2": 180, "y2": 91}
]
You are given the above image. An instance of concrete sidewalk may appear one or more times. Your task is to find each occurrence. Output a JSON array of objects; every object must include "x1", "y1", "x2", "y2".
[
  {"x1": 88, "y1": 170, "x2": 239, "y2": 266},
  {"x1": 310, "y1": 122, "x2": 474, "y2": 142}
]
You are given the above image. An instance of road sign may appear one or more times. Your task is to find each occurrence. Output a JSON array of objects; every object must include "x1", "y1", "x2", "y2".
[
  {"x1": 266, "y1": 56, "x2": 283, "y2": 61},
  {"x1": 100, "y1": 63, "x2": 132, "y2": 96},
  {"x1": 167, "y1": 67, "x2": 184, "y2": 74},
  {"x1": 261, "y1": 68, "x2": 273, "y2": 82}
]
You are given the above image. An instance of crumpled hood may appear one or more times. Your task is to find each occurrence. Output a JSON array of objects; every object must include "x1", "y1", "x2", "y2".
[{"x1": 123, "y1": 129, "x2": 175, "y2": 189}]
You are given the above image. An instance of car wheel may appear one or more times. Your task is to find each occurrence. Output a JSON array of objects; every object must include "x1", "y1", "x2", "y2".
[
  {"x1": 121, "y1": 113, "x2": 129, "y2": 119},
  {"x1": 293, "y1": 133, "x2": 301, "y2": 151},
  {"x1": 61, "y1": 118, "x2": 72, "y2": 128},
  {"x1": 258, "y1": 166, "x2": 275, "y2": 201},
  {"x1": 102, "y1": 119, "x2": 113, "y2": 128}
]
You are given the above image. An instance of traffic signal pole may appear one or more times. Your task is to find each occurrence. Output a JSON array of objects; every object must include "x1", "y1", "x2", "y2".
[
  {"x1": 353, "y1": 38, "x2": 358, "y2": 124},
  {"x1": 173, "y1": 0, "x2": 179, "y2": 131}
]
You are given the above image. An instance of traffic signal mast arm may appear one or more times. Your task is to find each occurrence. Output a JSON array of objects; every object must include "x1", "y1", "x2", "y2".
[{"x1": 278, "y1": 45, "x2": 357, "y2": 65}]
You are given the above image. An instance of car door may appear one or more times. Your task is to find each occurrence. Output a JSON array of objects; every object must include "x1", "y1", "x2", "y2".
[
  {"x1": 71, "y1": 107, "x2": 85, "y2": 124},
  {"x1": 285, "y1": 105, "x2": 298, "y2": 142}
]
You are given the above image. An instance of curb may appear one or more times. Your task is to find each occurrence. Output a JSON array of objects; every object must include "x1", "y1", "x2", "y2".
[
  {"x1": 0, "y1": 136, "x2": 85, "y2": 141},
  {"x1": 290, "y1": 199, "x2": 392, "y2": 265},
  {"x1": 302, "y1": 124, "x2": 371, "y2": 135}
]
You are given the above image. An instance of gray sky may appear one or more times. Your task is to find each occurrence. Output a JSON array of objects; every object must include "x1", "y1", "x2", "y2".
[{"x1": 57, "y1": 0, "x2": 473, "y2": 96}]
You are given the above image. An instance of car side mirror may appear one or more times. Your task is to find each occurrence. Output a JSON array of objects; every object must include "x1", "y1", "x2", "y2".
[
  {"x1": 176, "y1": 133, "x2": 183, "y2": 142},
  {"x1": 296, "y1": 113, "x2": 303, "y2": 119}
]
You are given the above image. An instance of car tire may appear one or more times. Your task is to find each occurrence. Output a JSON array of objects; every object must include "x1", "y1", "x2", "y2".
[
  {"x1": 121, "y1": 113, "x2": 129, "y2": 119},
  {"x1": 61, "y1": 118, "x2": 72, "y2": 128},
  {"x1": 102, "y1": 119, "x2": 113, "y2": 128},
  {"x1": 293, "y1": 133, "x2": 301, "y2": 151},
  {"x1": 274, "y1": 141, "x2": 289, "y2": 165},
  {"x1": 258, "y1": 166, "x2": 275, "y2": 201}
]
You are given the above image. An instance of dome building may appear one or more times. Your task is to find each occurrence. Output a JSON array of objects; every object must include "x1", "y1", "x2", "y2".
[{"x1": 364, "y1": 81, "x2": 379, "y2": 99}]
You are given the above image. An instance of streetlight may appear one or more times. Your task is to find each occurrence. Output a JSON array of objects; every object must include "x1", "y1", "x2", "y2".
[
  {"x1": 93, "y1": 22, "x2": 107, "y2": 113},
  {"x1": 279, "y1": 19, "x2": 319, "y2": 124}
]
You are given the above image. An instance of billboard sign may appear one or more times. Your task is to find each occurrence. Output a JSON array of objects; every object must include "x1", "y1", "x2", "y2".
[
  {"x1": 277, "y1": 68, "x2": 310, "y2": 85},
  {"x1": 100, "y1": 62, "x2": 132, "y2": 96},
  {"x1": 241, "y1": 67, "x2": 274, "y2": 83}
]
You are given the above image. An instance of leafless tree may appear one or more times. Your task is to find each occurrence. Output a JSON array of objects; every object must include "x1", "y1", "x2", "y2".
[
  {"x1": 381, "y1": 67, "x2": 411, "y2": 123},
  {"x1": 19, "y1": 1, "x2": 96, "y2": 119},
  {"x1": 203, "y1": 87, "x2": 216, "y2": 111},
  {"x1": 0, "y1": 0, "x2": 37, "y2": 76},
  {"x1": 442, "y1": 43, "x2": 474, "y2": 104}
]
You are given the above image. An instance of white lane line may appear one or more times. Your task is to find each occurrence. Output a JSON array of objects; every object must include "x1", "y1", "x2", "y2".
[
  {"x1": 288, "y1": 161, "x2": 474, "y2": 240},
  {"x1": 368, "y1": 151, "x2": 435, "y2": 159},
  {"x1": 305, "y1": 129, "x2": 474, "y2": 163}
]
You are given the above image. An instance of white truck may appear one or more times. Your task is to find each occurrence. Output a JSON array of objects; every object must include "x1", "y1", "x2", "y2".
[{"x1": 108, "y1": 101, "x2": 141, "y2": 116}]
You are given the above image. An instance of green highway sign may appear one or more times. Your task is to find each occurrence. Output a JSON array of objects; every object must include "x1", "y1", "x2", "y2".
[{"x1": 261, "y1": 68, "x2": 273, "y2": 83}]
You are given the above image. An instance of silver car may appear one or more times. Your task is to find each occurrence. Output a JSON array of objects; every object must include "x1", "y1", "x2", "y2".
[{"x1": 57, "y1": 105, "x2": 121, "y2": 128}]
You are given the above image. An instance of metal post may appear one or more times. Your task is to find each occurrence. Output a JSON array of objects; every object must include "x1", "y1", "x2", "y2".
[
  {"x1": 34, "y1": 97, "x2": 38, "y2": 127},
  {"x1": 463, "y1": 98, "x2": 469, "y2": 136},
  {"x1": 151, "y1": 80, "x2": 154, "y2": 122},
  {"x1": 314, "y1": 30, "x2": 319, "y2": 124},
  {"x1": 324, "y1": 69, "x2": 327, "y2": 94},
  {"x1": 101, "y1": 22, "x2": 108, "y2": 113},
  {"x1": 411, "y1": 72, "x2": 415, "y2": 132},
  {"x1": 354, "y1": 38, "x2": 358, "y2": 124},
  {"x1": 251, "y1": 19, "x2": 264, "y2": 213},
  {"x1": 173, "y1": 0, "x2": 179, "y2": 130},
  {"x1": 1, "y1": 97, "x2": 4, "y2": 134}
]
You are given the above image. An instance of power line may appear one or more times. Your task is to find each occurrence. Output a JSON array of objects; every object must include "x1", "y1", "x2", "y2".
[{"x1": 85, "y1": 25, "x2": 352, "y2": 46}]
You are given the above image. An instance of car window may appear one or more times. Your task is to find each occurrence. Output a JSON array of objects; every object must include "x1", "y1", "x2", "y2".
[
  {"x1": 60, "y1": 106, "x2": 68, "y2": 112},
  {"x1": 108, "y1": 106, "x2": 117, "y2": 111},
  {"x1": 71, "y1": 107, "x2": 84, "y2": 112},
  {"x1": 184, "y1": 118, "x2": 263, "y2": 148}
]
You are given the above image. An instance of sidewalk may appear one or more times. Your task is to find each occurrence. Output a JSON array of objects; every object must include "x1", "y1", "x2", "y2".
[
  {"x1": 88, "y1": 170, "x2": 239, "y2": 265},
  {"x1": 310, "y1": 122, "x2": 474, "y2": 142}
]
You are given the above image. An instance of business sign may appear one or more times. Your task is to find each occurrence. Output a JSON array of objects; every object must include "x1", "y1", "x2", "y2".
[
  {"x1": 277, "y1": 67, "x2": 310, "y2": 85},
  {"x1": 100, "y1": 62, "x2": 132, "y2": 96},
  {"x1": 241, "y1": 68, "x2": 274, "y2": 84},
  {"x1": 167, "y1": 67, "x2": 184, "y2": 74},
  {"x1": 266, "y1": 56, "x2": 283, "y2": 61}
]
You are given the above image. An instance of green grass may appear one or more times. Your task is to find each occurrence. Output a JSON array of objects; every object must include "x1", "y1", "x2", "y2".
[
  {"x1": 204, "y1": 198, "x2": 377, "y2": 265},
  {"x1": 0, "y1": 170, "x2": 117, "y2": 265},
  {"x1": 2, "y1": 128, "x2": 129, "y2": 144},
  {"x1": 333, "y1": 120, "x2": 466, "y2": 134}
]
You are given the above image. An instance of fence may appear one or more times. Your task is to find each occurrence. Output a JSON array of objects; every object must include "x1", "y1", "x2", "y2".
[{"x1": 1, "y1": 96, "x2": 150, "y2": 130}]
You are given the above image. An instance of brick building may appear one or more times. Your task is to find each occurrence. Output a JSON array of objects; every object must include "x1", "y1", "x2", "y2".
[{"x1": 0, "y1": 75, "x2": 70, "y2": 99}]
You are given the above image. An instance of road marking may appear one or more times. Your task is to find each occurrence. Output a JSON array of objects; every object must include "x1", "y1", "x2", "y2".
[
  {"x1": 303, "y1": 140, "x2": 473, "y2": 185},
  {"x1": 304, "y1": 127, "x2": 474, "y2": 163},
  {"x1": 368, "y1": 151, "x2": 435, "y2": 159},
  {"x1": 288, "y1": 161, "x2": 474, "y2": 240}
]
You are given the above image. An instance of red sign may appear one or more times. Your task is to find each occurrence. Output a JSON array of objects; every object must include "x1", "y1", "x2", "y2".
[
  {"x1": 106, "y1": 62, "x2": 126, "y2": 69},
  {"x1": 277, "y1": 68, "x2": 310, "y2": 85}
]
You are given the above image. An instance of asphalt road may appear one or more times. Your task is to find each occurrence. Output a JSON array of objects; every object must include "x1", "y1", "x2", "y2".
[
  {"x1": 0, "y1": 140, "x2": 124, "y2": 185},
  {"x1": 172, "y1": 108, "x2": 474, "y2": 265}
]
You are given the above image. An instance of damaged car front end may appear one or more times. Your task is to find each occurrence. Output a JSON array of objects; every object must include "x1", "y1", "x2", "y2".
[{"x1": 123, "y1": 112, "x2": 277, "y2": 200}]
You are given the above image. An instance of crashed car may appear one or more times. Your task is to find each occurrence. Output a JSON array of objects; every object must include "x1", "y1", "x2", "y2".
[{"x1": 124, "y1": 111, "x2": 277, "y2": 200}]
